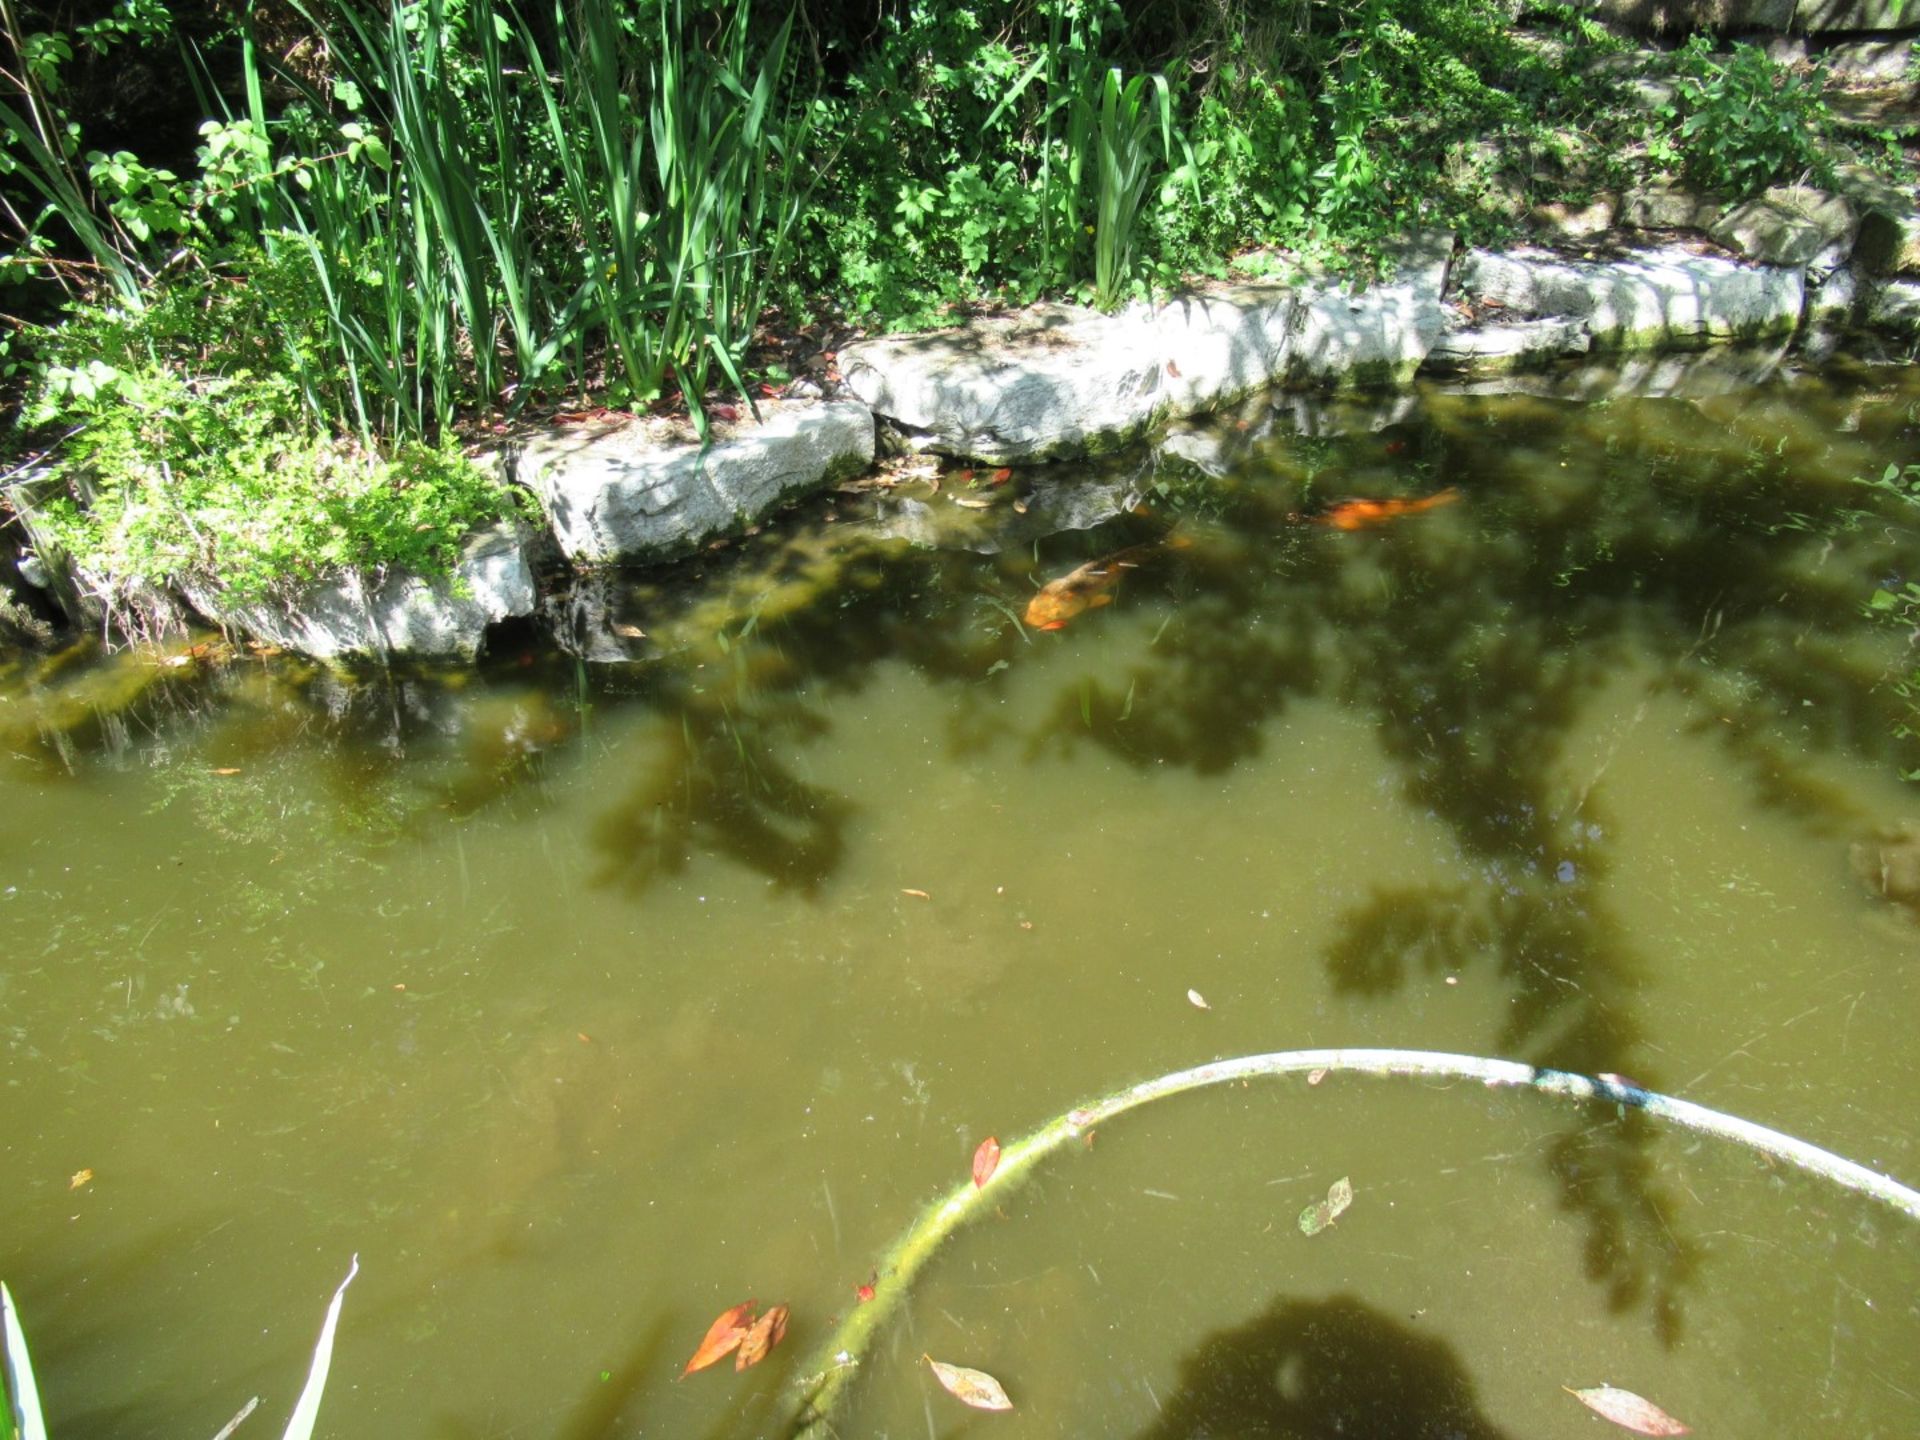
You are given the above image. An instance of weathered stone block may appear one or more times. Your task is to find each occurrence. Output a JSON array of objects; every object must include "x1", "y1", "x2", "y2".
[
  {"x1": 515, "y1": 400, "x2": 875, "y2": 565},
  {"x1": 1456, "y1": 245, "x2": 1804, "y2": 348},
  {"x1": 1425, "y1": 317, "x2": 1593, "y2": 374},
  {"x1": 184, "y1": 520, "x2": 536, "y2": 661},
  {"x1": 1708, "y1": 185, "x2": 1855, "y2": 267}
]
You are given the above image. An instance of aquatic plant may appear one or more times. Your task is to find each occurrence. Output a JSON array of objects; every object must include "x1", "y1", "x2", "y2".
[{"x1": 1, "y1": 1257, "x2": 358, "y2": 1440}]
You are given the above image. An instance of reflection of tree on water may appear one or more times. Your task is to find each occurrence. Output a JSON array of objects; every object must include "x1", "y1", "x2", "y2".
[{"x1": 1129, "y1": 1294, "x2": 1515, "y2": 1440}]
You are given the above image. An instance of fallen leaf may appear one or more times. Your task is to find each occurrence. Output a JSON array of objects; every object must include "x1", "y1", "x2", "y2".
[
  {"x1": 1012, "y1": 499, "x2": 1029, "y2": 514},
  {"x1": 1564, "y1": 1385, "x2": 1691, "y2": 1435},
  {"x1": 69, "y1": 1168, "x2": 93, "y2": 1190},
  {"x1": 734, "y1": 1303, "x2": 788, "y2": 1371},
  {"x1": 990, "y1": 468, "x2": 1012, "y2": 485},
  {"x1": 972, "y1": 1136, "x2": 1001, "y2": 1188},
  {"x1": 1326, "y1": 1175, "x2": 1354, "y2": 1224},
  {"x1": 683, "y1": 1301, "x2": 755, "y2": 1376},
  {"x1": 901, "y1": 887, "x2": 931, "y2": 900},
  {"x1": 211, "y1": 767, "x2": 242, "y2": 776},
  {"x1": 1298, "y1": 1176, "x2": 1352, "y2": 1237},
  {"x1": 1187, "y1": 989, "x2": 1210, "y2": 1010},
  {"x1": 926, "y1": 1355, "x2": 1013, "y2": 1411},
  {"x1": 1307, "y1": 1068, "x2": 1328, "y2": 1085},
  {"x1": 953, "y1": 496, "x2": 993, "y2": 510}
]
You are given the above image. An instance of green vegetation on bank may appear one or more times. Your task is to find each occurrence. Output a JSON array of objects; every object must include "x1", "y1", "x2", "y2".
[{"x1": 0, "y1": 0, "x2": 1912, "y2": 611}]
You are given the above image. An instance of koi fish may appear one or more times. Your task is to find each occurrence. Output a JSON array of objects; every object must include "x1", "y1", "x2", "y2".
[
  {"x1": 1024, "y1": 537, "x2": 1183, "y2": 631},
  {"x1": 1313, "y1": 487, "x2": 1461, "y2": 530}
]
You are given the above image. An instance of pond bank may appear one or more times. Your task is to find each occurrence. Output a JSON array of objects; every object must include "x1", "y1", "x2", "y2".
[{"x1": 10, "y1": 210, "x2": 1920, "y2": 663}]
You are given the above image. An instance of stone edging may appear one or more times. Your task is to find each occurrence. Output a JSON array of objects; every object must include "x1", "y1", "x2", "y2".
[{"x1": 12, "y1": 207, "x2": 1920, "y2": 661}]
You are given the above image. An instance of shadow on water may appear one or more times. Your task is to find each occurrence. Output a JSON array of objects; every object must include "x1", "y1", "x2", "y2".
[
  {"x1": 7, "y1": 365, "x2": 1918, "y2": 1349},
  {"x1": 1128, "y1": 1293, "x2": 1517, "y2": 1440}
]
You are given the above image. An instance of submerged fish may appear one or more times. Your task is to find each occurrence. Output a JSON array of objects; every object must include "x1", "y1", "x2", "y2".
[
  {"x1": 1024, "y1": 539, "x2": 1173, "y2": 631},
  {"x1": 1313, "y1": 487, "x2": 1461, "y2": 530}
]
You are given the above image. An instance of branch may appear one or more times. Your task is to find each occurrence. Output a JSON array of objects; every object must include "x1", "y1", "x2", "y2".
[{"x1": 787, "y1": 1046, "x2": 1920, "y2": 1438}]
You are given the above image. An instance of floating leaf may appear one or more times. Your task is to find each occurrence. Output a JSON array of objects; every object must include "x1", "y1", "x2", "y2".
[
  {"x1": 972, "y1": 1136, "x2": 1001, "y2": 1188},
  {"x1": 1307, "y1": 1068, "x2": 1328, "y2": 1086},
  {"x1": 211, "y1": 767, "x2": 242, "y2": 776},
  {"x1": 901, "y1": 888, "x2": 931, "y2": 900},
  {"x1": 1565, "y1": 1385, "x2": 1691, "y2": 1435},
  {"x1": 734, "y1": 1303, "x2": 788, "y2": 1371},
  {"x1": 1298, "y1": 1177, "x2": 1352, "y2": 1236},
  {"x1": 1326, "y1": 1175, "x2": 1354, "y2": 1224},
  {"x1": 953, "y1": 496, "x2": 993, "y2": 510},
  {"x1": 68, "y1": 1168, "x2": 93, "y2": 1190},
  {"x1": 683, "y1": 1301, "x2": 754, "y2": 1376},
  {"x1": 990, "y1": 468, "x2": 1013, "y2": 485},
  {"x1": 1187, "y1": 989, "x2": 1210, "y2": 1010},
  {"x1": 926, "y1": 1355, "x2": 1013, "y2": 1411}
]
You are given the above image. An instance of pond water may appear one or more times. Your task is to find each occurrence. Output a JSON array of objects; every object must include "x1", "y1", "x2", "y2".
[{"x1": 4, "y1": 354, "x2": 1920, "y2": 1439}]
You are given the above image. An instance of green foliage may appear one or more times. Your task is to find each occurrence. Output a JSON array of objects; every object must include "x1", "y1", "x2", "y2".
[
  {"x1": 1651, "y1": 38, "x2": 1837, "y2": 199},
  {"x1": 27, "y1": 279, "x2": 513, "y2": 605}
]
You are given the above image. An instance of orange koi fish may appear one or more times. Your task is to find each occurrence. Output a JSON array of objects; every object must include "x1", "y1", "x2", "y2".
[
  {"x1": 1314, "y1": 487, "x2": 1461, "y2": 531},
  {"x1": 1025, "y1": 537, "x2": 1184, "y2": 631}
]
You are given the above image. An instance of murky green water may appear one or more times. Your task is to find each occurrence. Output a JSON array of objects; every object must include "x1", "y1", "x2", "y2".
[{"x1": 5, "y1": 356, "x2": 1920, "y2": 1439}]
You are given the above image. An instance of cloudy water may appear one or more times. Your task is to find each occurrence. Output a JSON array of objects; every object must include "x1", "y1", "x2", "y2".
[{"x1": 3, "y1": 354, "x2": 1920, "y2": 1438}]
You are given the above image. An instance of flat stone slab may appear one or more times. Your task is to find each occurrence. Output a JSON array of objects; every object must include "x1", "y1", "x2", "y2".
[
  {"x1": 840, "y1": 233, "x2": 1451, "y2": 464},
  {"x1": 1866, "y1": 277, "x2": 1920, "y2": 339},
  {"x1": 185, "y1": 520, "x2": 536, "y2": 662},
  {"x1": 1425, "y1": 316, "x2": 1591, "y2": 375},
  {"x1": 513, "y1": 400, "x2": 875, "y2": 565},
  {"x1": 1454, "y1": 245, "x2": 1803, "y2": 350},
  {"x1": 1708, "y1": 186, "x2": 1856, "y2": 268}
]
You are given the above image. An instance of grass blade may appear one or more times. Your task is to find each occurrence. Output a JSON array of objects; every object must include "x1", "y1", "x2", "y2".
[
  {"x1": 279, "y1": 1255, "x2": 359, "y2": 1440},
  {"x1": 1, "y1": 1283, "x2": 48, "y2": 1440}
]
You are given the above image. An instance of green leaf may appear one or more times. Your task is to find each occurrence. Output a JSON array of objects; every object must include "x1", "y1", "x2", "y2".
[
  {"x1": 279, "y1": 1255, "x2": 359, "y2": 1440},
  {"x1": 1, "y1": 1283, "x2": 48, "y2": 1440}
]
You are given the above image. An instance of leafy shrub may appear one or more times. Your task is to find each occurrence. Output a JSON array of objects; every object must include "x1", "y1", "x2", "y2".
[
  {"x1": 1654, "y1": 38, "x2": 1836, "y2": 198},
  {"x1": 26, "y1": 278, "x2": 514, "y2": 605}
]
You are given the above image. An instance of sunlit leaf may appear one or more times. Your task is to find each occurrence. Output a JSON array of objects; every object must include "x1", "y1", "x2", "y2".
[
  {"x1": 1187, "y1": 989, "x2": 1210, "y2": 1010},
  {"x1": 901, "y1": 888, "x2": 931, "y2": 900},
  {"x1": 972, "y1": 1136, "x2": 1001, "y2": 1189},
  {"x1": 1565, "y1": 1384, "x2": 1691, "y2": 1435},
  {"x1": 734, "y1": 1303, "x2": 788, "y2": 1371},
  {"x1": 280, "y1": 1254, "x2": 358, "y2": 1440},
  {"x1": 683, "y1": 1301, "x2": 754, "y2": 1376},
  {"x1": 1, "y1": 1281, "x2": 48, "y2": 1440},
  {"x1": 926, "y1": 1355, "x2": 1013, "y2": 1411},
  {"x1": 68, "y1": 1168, "x2": 93, "y2": 1190}
]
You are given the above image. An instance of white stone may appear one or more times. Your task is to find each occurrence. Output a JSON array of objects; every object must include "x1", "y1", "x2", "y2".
[
  {"x1": 1865, "y1": 278, "x2": 1920, "y2": 339},
  {"x1": 515, "y1": 400, "x2": 875, "y2": 565},
  {"x1": 1425, "y1": 317, "x2": 1591, "y2": 374},
  {"x1": 186, "y1": 520, "x2": 536, "y2": 661},
  {"x1": 840, "y1": 233, "x2": 1452, "y2": 463},
  {"x1": 1455, "y1": 245, "x2": 1804, "y2": 349}
]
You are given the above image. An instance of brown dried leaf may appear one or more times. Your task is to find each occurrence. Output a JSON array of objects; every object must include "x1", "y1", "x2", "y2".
[
  {"x1": 734, "y1": 1303, "x2": 789, "y2": 1371},
  {"x1": 1564, "y1": 1385, "x2": 1691, "y2": 1435},
  {"x1": 926, "y1": 1355, "x2": 1013, "y2": 1411},
  {"x1": 682, "y1": 1301, "x2": 754, "y2": 1376},
  {"x1": 972, "y1": 1136, "x2": 1001, "y2": 1189}
]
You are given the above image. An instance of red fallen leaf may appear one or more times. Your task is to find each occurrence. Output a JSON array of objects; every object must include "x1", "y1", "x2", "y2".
[
  {"x1": 955, "y1": 469, "x2": 974, "y2": 486},
  {"x1": 682, "y1": 1301, "x2": 755, "y2": 1376},
  {"x1": 1165, "y1": 359, "x2": 1181, "y2": 378},
  {"x1": 990, "y1": 468, "x2": 1012, "y2": 485},
  {"x1": 972, "y1": 1136, "x2": 1001, "y2": 1188},
  {"x1": 708, "y1": 403, "x2": 741, "y2": 422},
  {"x1": 1564, "y1": 1384, "x2": 1691, "y2": 1435},
  {"x1": 734, "y1": 1303, "x2": 789, "y2": 1371}
]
